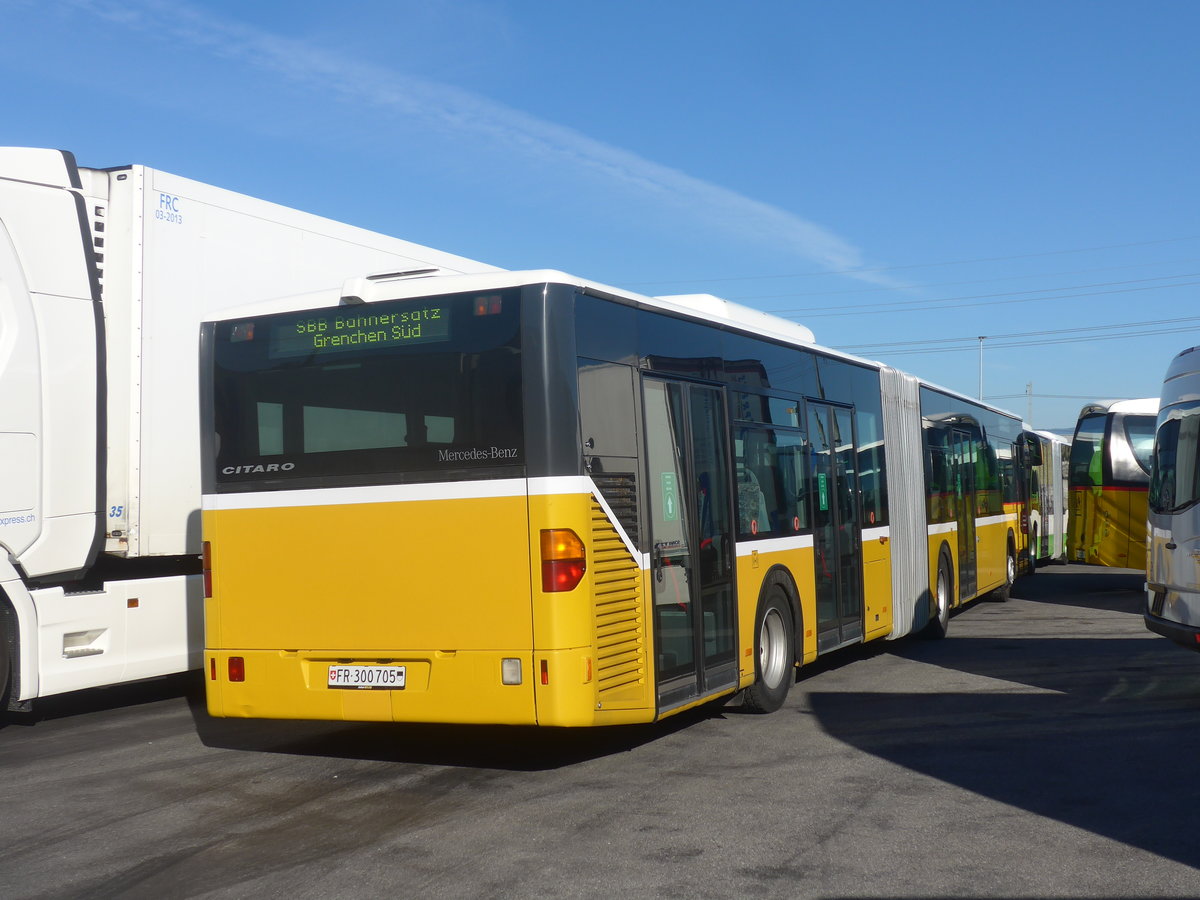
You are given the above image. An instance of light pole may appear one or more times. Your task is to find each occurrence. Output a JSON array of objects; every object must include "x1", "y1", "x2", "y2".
[{"x1": 978, "y1": 336, "x2": 985, "y2": 400}]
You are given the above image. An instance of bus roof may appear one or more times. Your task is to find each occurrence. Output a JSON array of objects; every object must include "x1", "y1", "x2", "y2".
[
  {"x1": 206, "y1": 267, "x2": 828, "y2": 356},
  {"x1": 206, "y1": 267, "x2": 1025, "y2": 424},
  {"x1": 1076, "y1": 397, "x2": 1159, "y2": 418},
  {"x1": 1033, "y1": 428, "x2": 1071, "y2": 445},
  {"x1": 653, "y1": 293, "x2": 816, "y2": 345},
  {"x1": 1164, "y1": 345, "x2": 1200, "y2": 381}
]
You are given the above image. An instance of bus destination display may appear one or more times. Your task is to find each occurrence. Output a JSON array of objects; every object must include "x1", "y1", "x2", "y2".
[{"x1": 268, "y1": 304, "x2": 451, "y2": 358}]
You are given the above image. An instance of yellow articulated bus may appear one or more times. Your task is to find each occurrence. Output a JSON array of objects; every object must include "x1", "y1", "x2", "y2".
[
  {"x1": 200, "y1": 270, "x2": 1031, "y2": 727},
  {"x1": 1067, "y1": 398, "x2": 1157, "y2": 569}
]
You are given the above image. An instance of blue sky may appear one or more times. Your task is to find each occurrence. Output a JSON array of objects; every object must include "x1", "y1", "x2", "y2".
[{"x1": 3, "y1": 0, "x2": 1197, "y2": 430}]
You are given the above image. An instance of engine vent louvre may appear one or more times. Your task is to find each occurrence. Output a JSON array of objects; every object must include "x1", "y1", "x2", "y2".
[
  {"x1": 590, "y1": 472, "x2": 638, "y2": 546},
  {"x1": 590, "y1": 497, "x2": 645, "y2": 703}
]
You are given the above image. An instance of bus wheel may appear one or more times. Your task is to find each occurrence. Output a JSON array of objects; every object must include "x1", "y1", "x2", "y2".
[
  {"x1": 742, "y1": 590, "x2": 794, "y2": 714},
  {"x1": 995, "y1": 544, "x2": 1016, "y2": 601},
  {"x1": 921, "y1": 553, "x2": 952, "y2": 639},
  {"x1": 1029, "y1": 526, "x2": 1039, "y2": 574}
]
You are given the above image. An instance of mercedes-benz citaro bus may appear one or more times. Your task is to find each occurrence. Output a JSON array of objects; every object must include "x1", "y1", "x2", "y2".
[
  {"x1": 1067, "y1": 398, "x2": 1158, "y2": 569},
  {"x1": 1146, "y1": 346, "x2": 1200, "y2": 651},
  {"x1": 200, "y1": 270, "x2": 1032, "y2": 727}
]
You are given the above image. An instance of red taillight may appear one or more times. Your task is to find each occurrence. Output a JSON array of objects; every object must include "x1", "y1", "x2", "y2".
[
  {"x1": 1020, "y1": 511, "x2": 1030, "y2": 534},
  {"x1": 540, "y1": 529, "x2": 586, "y2": 592},
  {"x1": 202, "y1": 541, "x2": 213, "y2": 598},
  {"x1": 543, "y1": 558, "x2": 586, "y2": 592},
  {"x1": 228, "y1": 656, "x2": 245, "y2": 682},
  {"x1": 209, "y1": 658, "x2": 217, "y2": 681}
]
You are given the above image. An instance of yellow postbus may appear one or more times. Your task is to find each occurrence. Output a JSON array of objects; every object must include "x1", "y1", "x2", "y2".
[
  {"x1": 1067, "y1": 399, "x2": 1157, "y2": 569},
  {"x1": 200, "y1": 270, "x2": 1030, "y2": 726}
]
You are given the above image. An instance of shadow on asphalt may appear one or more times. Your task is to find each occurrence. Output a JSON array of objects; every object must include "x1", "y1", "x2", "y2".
[
  {"x1": 0, "y1": 672, "x2": 199, "y2": 730},
  {"x1": 188, "y1": 695, "x2": 726, "y2": 771},
  {"x1": 1013, "y1": 563, "x2": 1146, "y2": 614},
  {"x1": 812, "y1": 565, "x2": 1200, "y2": 871},
  {"x1": 187, "y1": 640, "x2": 907, "y2": 771}
]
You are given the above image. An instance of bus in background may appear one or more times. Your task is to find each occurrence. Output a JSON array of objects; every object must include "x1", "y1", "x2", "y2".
[
  {"x1": 1146, "y1": 347, "x2": 1200, "y2": 651},
  {"x1": 1028, "y1": 430, "x2": 1070, "y2": 566},
  {"x1": 1067, "y1": 398, "x2": 1157, "y2": 570},
  {"x1": 200, "y1": 270, "x2": 1030, "y2": 727}
]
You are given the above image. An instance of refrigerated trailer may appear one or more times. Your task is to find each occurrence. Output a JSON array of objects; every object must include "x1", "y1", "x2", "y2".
[{"x1": 0, "y1": 148, "x2": 498, "y2": 710}]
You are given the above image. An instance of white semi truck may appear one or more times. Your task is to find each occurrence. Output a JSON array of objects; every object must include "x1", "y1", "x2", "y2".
[{"x1": 0, "y1": 148, "x2": 498, "y2": 711}]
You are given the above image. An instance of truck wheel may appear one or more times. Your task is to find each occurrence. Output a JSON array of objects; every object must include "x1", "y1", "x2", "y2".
[
  {"x1": 0, "y1": 616, "x2": 10, "y2": 710},
  {"x1": 742, "y1": 589, "x2": 794, "y2": 714},
  {"x1": 921, "y1": 552, "x2": 952, "y2": 639}
]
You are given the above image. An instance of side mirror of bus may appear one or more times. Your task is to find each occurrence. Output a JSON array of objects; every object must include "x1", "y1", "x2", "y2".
[{"x1": 1019, "y1": 433, "x2": 1043, "y2": 467}]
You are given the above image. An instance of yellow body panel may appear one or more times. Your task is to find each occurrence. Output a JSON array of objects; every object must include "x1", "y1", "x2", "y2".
[
  {"x1": 204, "y1": 496, "x2": 534, "y2": 652},
  {"x1": 926, "y1": 513, "x2": 1019, "y2": 608},
  {"x1": 733, "y1": 545, "x2": 817, "y2": 677},
  {"x1": 206, "y1": 648, "x2": 537, "y2": 724},
  {"x1": 207, "y1": 486, "x2": 925, "y2": 726},
  {"x1": 862, "y1": 535, "x2": 893, "y2": 640},
  {"x1": 974, "y1": 519, "x2": 1007, "y2": 592},
  {"x1": 1068, "y1": 487, "x2": 1148, "y2": 569},
  {"x1": 732, "y1": 535, "x2": 894, "y2": 672},
  {"x1": 206, "y1": 491, "x2": 661, "y2": 727}
]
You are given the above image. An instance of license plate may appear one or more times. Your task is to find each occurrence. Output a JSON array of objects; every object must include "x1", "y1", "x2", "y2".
[{"x1": 327, "y1": 664, "x2": 406, "y2": 690}]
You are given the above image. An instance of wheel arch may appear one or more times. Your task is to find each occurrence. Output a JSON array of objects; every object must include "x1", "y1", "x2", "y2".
[
  {"x1": 0, "y1": 583, "x2": 20, "y2": 710},
  {"x1": 0, "y1": 556, "x2": 38, "y2": 709}
]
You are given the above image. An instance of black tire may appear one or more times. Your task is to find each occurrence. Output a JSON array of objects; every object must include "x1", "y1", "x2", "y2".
[
  {"x1": 0, "y1": 613, "x2": 11, "y2": 711},
  {"x1": 1029, "y1": 526, "x2": 1039, "y2": 574},
  {"x1": 994, "y1": 543, "x2": 1016, "y2": 601},
  {"x1": 921, "y1": 552, "x2": 952, "y2": 639},
  {"x1": 742, "y1": 589, "x2": 795, "y2": 714}
]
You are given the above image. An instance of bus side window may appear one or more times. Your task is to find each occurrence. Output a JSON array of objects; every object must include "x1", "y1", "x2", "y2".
[
  {"x1": 735, "y1": 428, "x2": 772, "y2": 535},
  {"x1": 735, "y1": 426, "x2": 808, "y2": 537},
  {"x1": 778, "y1": 431, "x2": 808, "y2": 531}
]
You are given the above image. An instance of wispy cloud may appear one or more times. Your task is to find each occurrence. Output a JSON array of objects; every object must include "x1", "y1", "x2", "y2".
[{"x1": 73, "y1": 0, "x2": 900, "y2": 287}]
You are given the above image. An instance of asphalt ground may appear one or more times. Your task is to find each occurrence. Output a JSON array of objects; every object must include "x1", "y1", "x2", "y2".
[{"x1": 2, "y1": 564, "x2": 1199, "y2": 899}]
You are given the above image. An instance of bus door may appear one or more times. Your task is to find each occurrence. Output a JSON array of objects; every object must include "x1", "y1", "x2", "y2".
[
  {"x1": 952, "y1": 428, "x2": 978, "y2": 599},
  {"x1": 808, "y1": 403, "x2": 864, "y2": 652},
  {"x1": 643, "y1": 378, "x2": 738, "y2": 711}
]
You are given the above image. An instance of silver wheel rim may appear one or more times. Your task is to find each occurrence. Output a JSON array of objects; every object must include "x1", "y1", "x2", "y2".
[
  {"x1": 759, "y1": 607, "x2": 788, "y2": 688},
  {"x1": 936, "y1": 568, "x2": 949, "y2": 621},
  {"x1": 1007, "y1": 552, "x2": 1016, "y2": 585}
]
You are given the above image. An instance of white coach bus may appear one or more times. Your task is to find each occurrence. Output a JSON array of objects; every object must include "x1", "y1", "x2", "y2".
[{"x1": 1146, "y1": 347, "x2": 1200, "y2": 651}]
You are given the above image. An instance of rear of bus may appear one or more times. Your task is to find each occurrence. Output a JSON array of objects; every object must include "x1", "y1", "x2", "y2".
[
  {"x1": 200, "y1": 275, "x2": 623, "y2": 726},
  {"x1": 1147, "y1": 347, "x2": 1200, "y2": 651}
]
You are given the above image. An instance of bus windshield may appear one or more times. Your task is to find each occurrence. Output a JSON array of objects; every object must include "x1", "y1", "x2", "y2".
[
  {"x1": 1069, "y1": 413, "x2": 1106, "y2": 487},
  {"x1": 1124, "y1": 415, "x2": 1156, "y2": 474},
  {"x1": 211, "y1": 288, "x2": 524, "y2": 489},
  {"x1": 1150, "y1": 403, "x2": 1200, "y2": 514}
]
